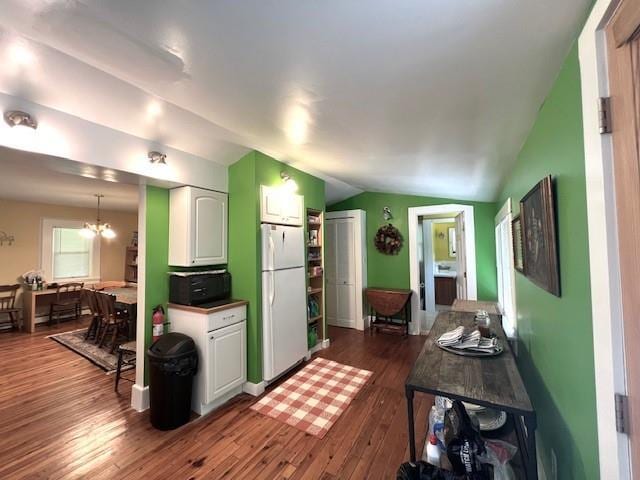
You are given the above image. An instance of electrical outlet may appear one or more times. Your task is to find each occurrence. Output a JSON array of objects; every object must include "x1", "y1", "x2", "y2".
[{"x1": 550, "y1": 448, "x2": 558, "y2": 480}]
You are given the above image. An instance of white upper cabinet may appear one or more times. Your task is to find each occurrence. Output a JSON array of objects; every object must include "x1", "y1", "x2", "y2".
[
  {"x1": 260, "y1": 185, "x2": 303, "y2": 226},
  {"x1": 169, "y1": 186, "x2": 228, "y2": 266}
]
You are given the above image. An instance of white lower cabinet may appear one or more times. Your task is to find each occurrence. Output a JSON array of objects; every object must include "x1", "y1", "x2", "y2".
[
  {"x1": 206, "y1": 322, "x2": 246, "y2": 404},
  {"x1": 169, "y1": 302, "x2": 247, "y2": 416}
]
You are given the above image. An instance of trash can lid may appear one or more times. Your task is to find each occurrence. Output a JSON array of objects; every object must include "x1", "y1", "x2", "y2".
[{"x1": 148, "y1": 332, "x2": 196, "y2": 360}]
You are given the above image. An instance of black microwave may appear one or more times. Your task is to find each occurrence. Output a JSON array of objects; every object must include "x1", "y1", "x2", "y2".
[{"x1": 169, "y1": 272, "x2": 231, "y2": 306}]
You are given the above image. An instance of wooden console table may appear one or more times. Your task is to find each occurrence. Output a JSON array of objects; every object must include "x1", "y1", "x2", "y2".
[{"x1": 405, "y1": 310, "x2": 537, "y2": 479}]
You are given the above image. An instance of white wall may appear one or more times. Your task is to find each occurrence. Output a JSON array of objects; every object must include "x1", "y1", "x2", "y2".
[{"x1": 0, "y1": 92, "x2": 228, "y2": 192}]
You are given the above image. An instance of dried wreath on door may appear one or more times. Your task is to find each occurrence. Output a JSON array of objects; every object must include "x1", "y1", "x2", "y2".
[{"x1": 374, "y1": 224, "x2": 403, "y2": 255}]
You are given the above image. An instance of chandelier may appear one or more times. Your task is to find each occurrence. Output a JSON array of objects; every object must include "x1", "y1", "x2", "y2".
[{"x1": 80, "y1": 194, "x2": 116, "y2": 239}]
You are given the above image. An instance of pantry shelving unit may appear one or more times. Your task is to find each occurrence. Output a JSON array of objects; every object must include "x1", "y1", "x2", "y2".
[{"x1": 306, "y1": 208, "x2": 324, "y2": 346}]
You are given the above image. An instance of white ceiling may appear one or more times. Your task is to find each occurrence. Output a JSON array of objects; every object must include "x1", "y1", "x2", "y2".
[
  {"x1": 0, "y1": 146, "x2": 139, "y2": 211},
  {"x1": 0, "y1": 0, "x2": 591, "y2": 203}
]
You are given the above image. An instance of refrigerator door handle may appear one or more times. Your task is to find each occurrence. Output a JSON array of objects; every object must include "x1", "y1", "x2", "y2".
[
  {"x1": 269, "y1": 235, "x2": 276, "y2": 270},
  {"x1": 270, "y1": 271, "x2": 275, "y2": 306}
]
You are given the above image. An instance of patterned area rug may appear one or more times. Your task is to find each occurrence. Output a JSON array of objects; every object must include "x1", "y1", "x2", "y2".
[
  {"x1": 251, "y1": 357, "x2": 373, "y2": 438},
  {"x1": 48, "y1": 328, "x2": 134, "y2": 374}
]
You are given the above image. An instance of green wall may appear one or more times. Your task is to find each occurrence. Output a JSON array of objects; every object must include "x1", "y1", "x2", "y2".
[
  {"x1": 228, "y1": 151, "x2": 325, "y2": 384},
  {"x1": 144, "y1": 185, "x2": 170, "y2": 383},
  {"x1": 328, "y1": 192, "x2": 498, "y2": 301},
  {"x1": 497, "y1": 43, "x2": 598, "y2": 479}
]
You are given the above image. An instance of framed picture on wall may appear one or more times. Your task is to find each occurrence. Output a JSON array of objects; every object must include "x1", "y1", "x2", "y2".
[
  {"x1": 512, "y1": 214, "x2": 524, "y2": 273},
  {"x1": 520, "y1": 175, "x2": 560, "y2": 296}
]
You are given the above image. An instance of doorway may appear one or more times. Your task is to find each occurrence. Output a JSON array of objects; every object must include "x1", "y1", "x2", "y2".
[{"x1": 408, "y1": 204, "x2": 477, "y2": 334}]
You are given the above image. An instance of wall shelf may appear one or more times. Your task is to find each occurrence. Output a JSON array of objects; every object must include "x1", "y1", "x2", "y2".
[{"x1": 307, "y1": 208, "x2": 324, "y2": 341}]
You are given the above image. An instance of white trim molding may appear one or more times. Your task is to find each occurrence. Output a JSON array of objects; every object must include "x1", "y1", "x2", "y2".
[
  {"x1": 243, "y1": 381, "x2": 266, "y2": 397},
  {"x1": 579, "y1": 0, "x2": 631, "y2": 477},
  {"x1": 131, "y1": 384, "x2": 149, "y2": 412},
  {"x1": 132, "y1": 184, "x2": 147, "y2": 410},
  {"x1": 408, "y1": 204, "x2": 477, "y2": 335}
]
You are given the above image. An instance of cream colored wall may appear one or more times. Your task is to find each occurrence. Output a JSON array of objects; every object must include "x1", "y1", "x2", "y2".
[
  {"x1": 0, "y1": 198, "x2": 137, "y2": 307},
  {"x1": 433, "y1": 222, "x2": 455, "y2": 261}
]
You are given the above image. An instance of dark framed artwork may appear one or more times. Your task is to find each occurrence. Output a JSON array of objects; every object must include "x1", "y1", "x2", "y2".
[
  {"x1": 511, "y1": 214, "x2": 524, "y2": 273},
  {"x1": 520, "y1": 175, "x2": 560, "y2": 296}
]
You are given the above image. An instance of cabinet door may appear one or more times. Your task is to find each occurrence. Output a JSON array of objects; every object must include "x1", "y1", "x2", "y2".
[
  {"x1": 206, "y1": 322, "x2": 246, "y2": 404},
  {"x1": 260, "y1": 186, "x2": 284, "y2": 224},
  {"x1": 192, "y1": 189, "x2": 227, "y2": 265},
  {"x1": 336, "y1": 283, "x2": 356, "y2": 328},
  {"x1": 281, "y1": 193, "x2": 304, "y2": 226},
  {"x1": 260, "y1": 186, "x2": 303, "y2": 226}
]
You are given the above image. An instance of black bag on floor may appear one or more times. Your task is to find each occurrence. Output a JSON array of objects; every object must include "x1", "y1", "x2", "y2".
[
  {"x1": 444, "y1": 400, "x2": 492, "y2": 480},
  {"x1": 396, "y1": 461, "x2": 462, "y2": 480}
]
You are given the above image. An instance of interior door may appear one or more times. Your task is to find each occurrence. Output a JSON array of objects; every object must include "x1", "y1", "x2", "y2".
[
  {"x1": 193, "y1": 189, "x2": 227, "y2": 265},
  {"x1": 606, "y1": 2, "x2": 640, "y2": 471},
  {"x1": 455, "y1": 213, "x2": 467, "y2": 299},
  {"x1": 325, "y1": 218, "x2": 357, "y2": 328}
]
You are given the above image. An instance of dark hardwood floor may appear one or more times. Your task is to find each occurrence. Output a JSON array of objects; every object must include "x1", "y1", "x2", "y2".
[{"x1": 0, "y1": 323, "x2": 432, "y2": 479}]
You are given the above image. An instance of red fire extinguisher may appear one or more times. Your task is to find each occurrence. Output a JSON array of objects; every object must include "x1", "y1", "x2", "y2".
[{"x1": 152, "y1": 305, "x2": 166, "y2": 342}]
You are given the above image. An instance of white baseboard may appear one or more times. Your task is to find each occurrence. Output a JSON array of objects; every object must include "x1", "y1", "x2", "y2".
[
  {"x1": 243, "y1": 381, "x2": 265, "y2": 397},
  {"x1": 321, "y1": 338, "x2": 330, "y2": 348},
  {"x1": 131, "y1": 384, "x2": 149, "y2": 412}
]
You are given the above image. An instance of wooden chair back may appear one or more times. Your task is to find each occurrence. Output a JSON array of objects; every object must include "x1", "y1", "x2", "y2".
[
  {"x1": 0, "y1": 284, "x2": 20, "y2": 311},
  {"x1": 56, "y1": 282, "x2": 84, "y2": 302},
  {"x1": 95, "y1": 291, "x2": 117, "y2": 320},
  {"x1": 82, "y1": 289, "x2": 100, "y2": 317}
]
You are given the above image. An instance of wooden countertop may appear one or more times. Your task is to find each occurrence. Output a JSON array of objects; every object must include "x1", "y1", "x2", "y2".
[{"x1": 168, "y1": 300, "x2": 248, "y2": 314}]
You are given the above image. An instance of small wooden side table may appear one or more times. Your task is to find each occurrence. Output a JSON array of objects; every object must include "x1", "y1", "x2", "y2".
[{"x1": 365, "y1": 287, "x2": 412, "y2": 336}]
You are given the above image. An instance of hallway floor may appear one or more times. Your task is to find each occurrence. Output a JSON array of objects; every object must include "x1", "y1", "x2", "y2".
[{"x1": 0, "y1": 325, "x2": 431, "y2": 479}]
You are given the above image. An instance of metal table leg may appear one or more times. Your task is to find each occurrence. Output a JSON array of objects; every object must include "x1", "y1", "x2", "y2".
[
  {"x1": 524, "y1": 415, "x2": 538, "y2": 479},
  {"x1": 406, "y1": 387, "x2": 416, "y2": 462}
]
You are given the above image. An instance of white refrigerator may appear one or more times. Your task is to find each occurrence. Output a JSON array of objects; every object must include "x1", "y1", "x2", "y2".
[{"x1": 261, "y1": 223, "x2": 308, "y2": 382}]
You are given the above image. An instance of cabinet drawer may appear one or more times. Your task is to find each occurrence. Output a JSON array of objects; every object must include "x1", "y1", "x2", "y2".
[{"x1": 207, "y1": 305, "x2": 247, "y2": 332}]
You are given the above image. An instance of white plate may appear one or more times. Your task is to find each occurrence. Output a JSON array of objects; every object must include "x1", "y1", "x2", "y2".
[{"x1": 473, "y1": 410, "x2": 508, "y2": 431}]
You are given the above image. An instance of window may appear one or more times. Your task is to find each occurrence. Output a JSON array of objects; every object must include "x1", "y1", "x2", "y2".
[
  {"x1": 42, "y1": 219, "x2": 100, "y2": 282},
  {"x1": 494, "y1": 200, "x2": 517, "y2": 338}
]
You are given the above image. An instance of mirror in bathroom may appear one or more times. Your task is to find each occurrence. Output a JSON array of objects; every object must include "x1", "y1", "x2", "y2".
[{"x1": 448, "y1": 227, "x2": 457, "y2": 257}]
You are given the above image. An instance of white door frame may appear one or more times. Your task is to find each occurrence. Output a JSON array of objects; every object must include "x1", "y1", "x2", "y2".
[
  {"x1": 579, "y1": 0, "x2": 631, "y2": 477},
  {"x1": 408, "y1": 204, "x2": 477, "y2": 334}
]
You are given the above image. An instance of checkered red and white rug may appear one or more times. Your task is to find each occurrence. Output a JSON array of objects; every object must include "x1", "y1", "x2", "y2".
[{"x1": 251, "y1": 357, "x2": 373, "y2": 438}]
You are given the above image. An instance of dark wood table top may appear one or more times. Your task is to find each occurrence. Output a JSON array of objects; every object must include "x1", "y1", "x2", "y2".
[
  {"x1": 364, "y1": 287, "x2": 412, "y2": 294},
  {"x1": 406, "y1": 310, "x2": 534, "y2": 417}
]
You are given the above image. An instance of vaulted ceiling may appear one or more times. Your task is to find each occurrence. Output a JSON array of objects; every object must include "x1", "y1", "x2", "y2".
[{"x1": 0, "y1": 0, "x2": 591, "y2": 203}]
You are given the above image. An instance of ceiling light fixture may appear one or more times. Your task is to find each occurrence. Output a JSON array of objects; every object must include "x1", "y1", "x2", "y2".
[
  {"x1": 80, "y1": 194, "x2": 116, "y2": 239},
  {"x1": 148, "y1": 151, "x2": 167, "y2": 164},
  {"x1": 280, "y1": 171, "x2": 298, "y2": 192},
  {"x1": 4, "y1": 110, "x2": 37, "y2": 129}
]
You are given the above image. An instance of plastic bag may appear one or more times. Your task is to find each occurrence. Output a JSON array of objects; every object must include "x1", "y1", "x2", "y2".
[
  {"x1": 444, "y1": 400, "x2": 492, "y2": 479},
  {"x1": 396, "y1": 461, "x2": 462, "y2": 480},
  {"x1": 479, "y1": 439, "x2": 518, "y2": 480}
]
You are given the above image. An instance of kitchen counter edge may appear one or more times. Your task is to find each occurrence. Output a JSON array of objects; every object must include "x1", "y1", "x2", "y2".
[{"x1": 168, "y1": 300, "x2": 249, "y2": 315}]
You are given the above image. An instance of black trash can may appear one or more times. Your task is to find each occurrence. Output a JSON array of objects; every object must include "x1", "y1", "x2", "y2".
[{"x1": 147, "y1": 332, "x2": 198, "y2": 430}]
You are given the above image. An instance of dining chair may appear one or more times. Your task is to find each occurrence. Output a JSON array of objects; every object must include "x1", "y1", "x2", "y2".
[
  {"x1": 95, "y1": 292, "x2": 128, "y2": 353},
  {"x1": 49, "y1": 282, "x2": 84, "y2": 327},
  {"x1": 114, "y1": 341, "x2": 136, "y2": 392},
  {"x1": 0, "y1": 284, "x2": 21, "y2": 331},
  {"x1": 82, "y1": 289, "x2": 102, "y2": 341}
]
